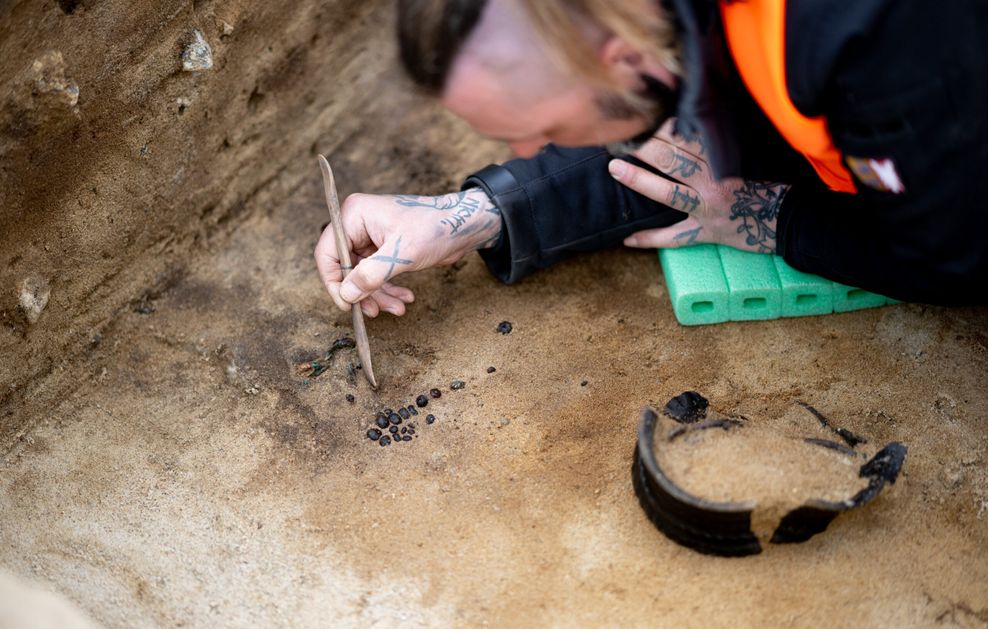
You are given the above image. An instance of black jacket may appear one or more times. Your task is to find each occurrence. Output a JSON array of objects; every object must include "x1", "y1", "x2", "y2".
[{"x1": 463, "y1": 0, "x2": 988, "y2": 305}]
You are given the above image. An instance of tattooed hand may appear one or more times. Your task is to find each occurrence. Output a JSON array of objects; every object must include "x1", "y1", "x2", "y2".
[
  {"x1": 607, "y1": 119, "x2": 789, "y2": 254},
  {"x1": 314, "y1": 188, "x2": 501, "y2": 316}
]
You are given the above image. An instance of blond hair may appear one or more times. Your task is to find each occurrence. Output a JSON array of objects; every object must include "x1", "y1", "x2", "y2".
[{"x1": 518, "y1": 0, "x2": 680, "y2": 87}]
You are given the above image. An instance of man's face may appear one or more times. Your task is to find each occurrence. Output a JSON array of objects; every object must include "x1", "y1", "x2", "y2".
[{"x1": 441, "y1": 55, "x2": 658, "y2": 158}]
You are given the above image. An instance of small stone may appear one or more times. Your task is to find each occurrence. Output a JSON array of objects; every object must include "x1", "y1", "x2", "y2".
[
  {"x1": 416, "y1": 394, "x2": 429, "y2": 407},
  {"x1": 487, "y1": 367, "x2": 496, "y2": 374},
  {"x1": 496, "y1": 321, "x2": 513, "y2": 334},
  {"x1": 580, "y1": 380, "x2": 588, "y2": 386},
  {"x1": 389, "y1": 426, "x2": 398, "y2": 434},
  {"x1": 498, "y1": 417, "x2": 510, "y2": 427},
  {"x1": 345, "y1": 394, "x2": 355, "y2": 403},
  {"x1": 664, "y1": 391, "x2": 709, "y2": 424},
  {"x1": 402, "y1": 436, "x2": 412, "y2": 442},
  {"x1": 379, "y1": 436, "x2": 391, "y2": 447},
  {"x1": 182, "y1": 29, "x2": 214, "y2": 72},
  {"x1": 366, "y1": 428, "x2": 381, "y2": 441},
  {"x1": 407, "y1": 405, "x2": 418, "y2": 416},
  {"x1": 398, "y1": 407, "x2": 410, "y2": 420},
  {"x1": 450, "y1": 380, "x2": 465, "y2": 390},
  {"x1": 430, "y1": 388, "x2": 442, "y2": 399},
  {"x1": 375, "y1": 415, "x2": 389, "y2": 429},
  {"x1": 426, "y1": 414, "x2": 436, "y2": 424},
  {"x1": 18, "y1": 278, "x2": 51, "y2": 325},
  {"x1": 389, "y1": 413, "x2": 402, "y2": 425},
  {"x1": 215, "y1": 17, "x2": 235, "y2": 36}
]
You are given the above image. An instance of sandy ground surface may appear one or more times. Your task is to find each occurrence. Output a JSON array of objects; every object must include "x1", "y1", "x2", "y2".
[{"x1": 2, "y1": 172, "x2": 988, "y2": 626}]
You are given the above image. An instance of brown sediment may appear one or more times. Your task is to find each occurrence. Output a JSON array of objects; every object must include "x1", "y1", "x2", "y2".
[{"x1": 654, "y1": 407, "x2": 873, "y2": 541}]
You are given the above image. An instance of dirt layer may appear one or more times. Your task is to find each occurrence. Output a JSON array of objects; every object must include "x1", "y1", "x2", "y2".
[{"x1": 2, "y1": 165, "x2": 987, "y2": 625}]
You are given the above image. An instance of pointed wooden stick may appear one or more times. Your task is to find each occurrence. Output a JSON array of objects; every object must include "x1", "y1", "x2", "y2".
[{"x1": 317, "y1": 154, "x2": 378, "y2": 390}]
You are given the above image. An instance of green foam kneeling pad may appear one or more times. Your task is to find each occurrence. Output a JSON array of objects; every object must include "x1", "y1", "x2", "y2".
[
  {"x1": 832, "y1": 283, "x2": 888, "y2": 312},
  {"x1": 772, "y1": 257, "x2": 834, "y2": 317},
  {"x1": 717, "y1": 246, "x2": 782, "y2": 320},
  {"x1": 658, "y1": 245, "x2": 729, "y2": 326},
  {"x1": 658, "y1": 245, "x2": 901, "y2": 325}
]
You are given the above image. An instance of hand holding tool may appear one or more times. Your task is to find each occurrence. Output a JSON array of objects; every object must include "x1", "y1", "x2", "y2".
[{"x1": 317, "y1": 154, "x2": 378, "y2": 390}]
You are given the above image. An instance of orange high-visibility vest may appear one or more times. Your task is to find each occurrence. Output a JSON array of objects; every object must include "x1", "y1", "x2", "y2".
[{"x1": 720, "y1": 0, "x2": 858, "y2": 193}]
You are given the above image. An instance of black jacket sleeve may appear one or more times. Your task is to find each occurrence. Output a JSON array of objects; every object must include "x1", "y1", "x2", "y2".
[
  {"x1": 463, "y1": 145, "x2": 686, "y2": 284},
  {"x1": 777, "y1": 0, "x2": 988, "y2": 305}
]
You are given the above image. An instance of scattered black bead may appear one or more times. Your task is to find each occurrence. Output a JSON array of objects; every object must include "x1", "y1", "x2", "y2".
[
  {"x1": 389, "y1": 413, "x2": 402, "y2": 425},
  {"x1": 430, "y1": 388, "x2": 442, "y2": 399},
  {"x1": 487, "y1": 366, "x2": 496, "y2": 374},
  {"x1": 402, "y1": 436, "x2": 412, "y2": 442},
  {"x1": 450, "y1": 380, "x2": 465, "y2": 390},
  {"x1": 401, "y1": 427, "x2": 407, "y2": 435},
  {"x1": 496, "y1": 321, "x2": 513, "y2": 334},
  {"x1": 398, "y1": 407, "x2": 410, "y2": 419},
  {"x1": 389, "y1": 426, "x2": 398, "y2": 434},
  {"x1": 426, "y1": 414, "x2": 436, "y2": 424},
  {"x1": 375, "y1": 415, "x2": 389, "y2": 429},
  {"x1": 663, "y1": 391, "x2": 709, "y2": 424},
  {"x1": 416, "y1": 394, "x2": 429, "y2": 408},
  {"x1": 379, "y1": 436, "x2": 392, "y2": 446},
  {"x1": 407, "y1": 405, "x2": 418, "y2": 416},
  {"x1": 383, "y1": 408, "x2": 394, "y2": 416},
  {"x1": 366, "y1": 428, "x2": 381, "y2": 441},
  {"x1": 345, "y1": 393, "x2": 355, "y2": 403},
  {"x1": 407, "y1": 428, "x2": 415, "y2": 435},
  {"x1": 580, "y1": 380, "x2": 588, "y2": 386}
]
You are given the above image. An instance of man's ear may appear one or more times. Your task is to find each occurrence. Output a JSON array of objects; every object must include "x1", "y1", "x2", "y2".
[
  {"x1": 599, "y1": 36, "x2": 646, "y2": 90},
  {"x1": 600, "y1": 36, "x2": 677, "y2": 91}
]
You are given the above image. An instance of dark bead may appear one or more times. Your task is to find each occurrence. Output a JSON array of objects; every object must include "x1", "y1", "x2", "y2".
[
  {"x1": 398, "y1": 407, "x2": 410, "y2": 419},
  {"x1": 383, "y1": 408, "x2": 394, "y2": 416},
  {"x1": 580, "y1": 380, "x2": 588, "y2": 386},
  {"x1": 416, "y1": 394, "x2": 429, "y2": 408},
  {"x1": 379, "y1": 436, "x2": 391, "y2": 446},
  {"x1": 366, "y1": 428, "x2": 381, "y2": 441},
  {"x1": 389, "y1": 425, "x2": 398, "y2": 434},
  {"x1": 663, "y1": 391, "x2": 709, "y2": 424},
  {"x1": 401, "y1": 427, "x2": 407, "y2": 435},
  {"x1": 389, "y1": 413, "x2": 402, "y2": 425},
  {"x1": 375, "y1": 415, "x2": 389, "y2": 429},
  {"x1": 407, "y1": 428, "x2": 415, "y2": 435},
  {"x1": 426, "y1": 414, "x2": 436, "y2": 424},
  {"x1": 430, "y1": 388, "x2": 441, "y2": 399},
  {"x1": 407, "y1": 405, "x2": 418, "y2": 416},
  {"x1": 487, "y1": 366, "x2": 496, "y2": 373},
  {"x1": 450, "y1": 380, "x2": 465, "y2": 390},
  {"x1": 345, "y1": 393, "x2": 355, "y2": 403},
  {"x1": 402, "y1": 436, "x2": 412, "y2": 442},
  {"x1": 496, "y1": 321, "x2": 512, "y2": 334}
]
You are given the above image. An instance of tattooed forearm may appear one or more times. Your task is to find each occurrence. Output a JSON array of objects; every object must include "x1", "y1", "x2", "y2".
[
  {"x1": 390, "y1": 188, "x2": 502, "y2": 252},
  {"x1": 668, "y1": 184, "x2": 701, "y2": 213},
  {"x1": 439, "y1": 193, "x2": 482, "y2": 236},
  {"x1": 668, "y1": 153, "x2": 702, "y2": 178},
  {"x1": 370, "y1": 237, "x2": 413, "y2": 281},
  {"x1": 394, "y1": 192, "x2": 471, "y2": 211},
  {"x1": 728, "y1": 182, "x2": 788, "y2": 254}
]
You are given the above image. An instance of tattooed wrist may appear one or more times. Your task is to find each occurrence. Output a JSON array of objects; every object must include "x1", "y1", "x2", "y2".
[
  {"x1": 727, "y1": 181, "x2": 789, "y2": 254},
  {"x1": 394, "y1": 188, "x2": 502, "y2": 250}
]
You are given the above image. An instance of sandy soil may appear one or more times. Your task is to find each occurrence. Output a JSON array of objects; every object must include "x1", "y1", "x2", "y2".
[{"x1": 2, "y1": 162, "x2": 987, "y2": 627}]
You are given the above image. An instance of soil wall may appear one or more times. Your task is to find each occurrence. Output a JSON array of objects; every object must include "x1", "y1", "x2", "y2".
[{"x1": 0, "y1": 0, "x2": 502, "y2": 439}]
